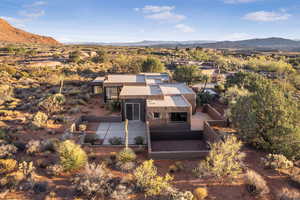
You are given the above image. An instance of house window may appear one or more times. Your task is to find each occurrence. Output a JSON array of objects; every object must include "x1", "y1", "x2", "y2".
[
  {"x1": 106, "y1": 87, "x2": 119, "y2": 99},
  {"x1": 169, "y1": 112, "x2": 187, "y2": 122},
  {"x1": 153, "y1": 112, "x2": 160, "y2": 119}
]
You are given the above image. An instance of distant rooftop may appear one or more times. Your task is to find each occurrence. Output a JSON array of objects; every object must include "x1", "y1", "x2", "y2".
[{"x1": 147, "y1": 95, "x2": 190, "y2": 107}]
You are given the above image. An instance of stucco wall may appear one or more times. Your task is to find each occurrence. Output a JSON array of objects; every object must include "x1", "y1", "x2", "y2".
[{"x1": 147, "y1": 106, "x2": 191, "y2": 130}]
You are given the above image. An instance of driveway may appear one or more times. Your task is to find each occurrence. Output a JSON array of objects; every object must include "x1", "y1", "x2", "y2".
[{"x1": 96, "y1": 121, "x2": 147, "y2": 145}]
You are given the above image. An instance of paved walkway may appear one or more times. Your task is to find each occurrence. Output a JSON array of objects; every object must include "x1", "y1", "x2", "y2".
[
  {"x1": 191, "y1": 112, "x2": 212, "y2": 131},
  {"x1": 96, "y1": 121, "x2": 147, "y2": 145}
]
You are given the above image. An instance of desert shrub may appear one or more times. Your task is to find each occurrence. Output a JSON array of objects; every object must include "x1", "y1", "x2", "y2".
[
  {"x1": 116, "y1": 161, "x2": 136, "y2": 172},
  {"x1": 0, "y1": 171, "x2": 24, "y2": 190},
  {"x1": 0, "y1": 144, "x2": 17, "y2": 158},
  {"x1": 18, "y1": 161, "x2": 35, "y2": 180},
  {"x1": 58, "y1": 140, "x2": 87, "y2": 171},
  {"x1": 245, "y1": 170, "x2": 269, "y2": 196},
  {"x1": 110, "y1": 182, "x2": 133, "y2": 200},
  {"x1": 84, "y1": 134, "x2": 99, "y2": 145},
  {"x1": 0, "y1": 159, "x2": 17, "y2": 174},
  {"x1": 32, "y1": 111, "x2": 48, "y2": 127},
  {"x1": 262, "y1": 154, "x2": 294, "y2": 170},
  {"x1": 41, "y1": 139, "x2": 59, "y2": 153},
  {"x1": 193, "y1": 187, "x2": 208, "y2": 200},
  {"x1": 194, "y1": 135, "x2": 244, "y2": 178},
  {"x1": 134, "y1": 160, "x2": 173, "y2": 196},
  {"x1": 109, "y1": 137, "x2": 123, "y2": 145},
  {"x1": 169, "y1": 162, "x2": 184, "y2": 173},
  {"x1": 277, "y1": 187, "x2": 300, "y2": 200},
  {"x1": 116, "y1": 148, "x2": 136, "y2": 164},
  {"x1": 39, "y1": 93, "x2": 66, "y2": 114},
  {"x1": 107, "y1": 100, "x2": 121, "y2": 112},
  {"x1": 73, "y1": 162, "x2": 113, "y2": 198},
  {"x1": 46, "y1": 164, "x2": 63, "y2": 176},
  {"x1": 0, "y1": 129, "x2": 6, "y2": 140},
  {"x1": 134, "y1": 136, "x2": 144, "y2": 145},
  {"x1": 33, "y1": 182, "x2": 48, "y2": 193},
  {"x1": 26, "y1": 140, "x2": 41, "y2": 155},
  {"x1": 171, "y1": 190, "x2": 194, "y2": 200},
  {"x1": 0, "y1": 84, "x2": 12, "y2": 104}
]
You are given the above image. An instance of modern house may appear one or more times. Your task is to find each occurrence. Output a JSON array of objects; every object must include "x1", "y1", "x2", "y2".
[{"x1": 91, "y1": 73, "x2": 196, "y2": 131}]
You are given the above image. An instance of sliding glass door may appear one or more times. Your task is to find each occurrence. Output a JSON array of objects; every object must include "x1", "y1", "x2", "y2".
[{"x1": 125, "y1": 103, "x2": 140, "y2": 121}]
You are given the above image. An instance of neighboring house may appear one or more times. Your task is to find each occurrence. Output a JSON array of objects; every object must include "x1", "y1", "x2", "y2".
[{"x1": 91, "y1": 73, "x2": 196, "y2": 131}]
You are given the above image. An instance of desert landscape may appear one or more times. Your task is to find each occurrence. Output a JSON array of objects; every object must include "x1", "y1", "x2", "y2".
[{"x1": 0, "y1": 1, "x2": 300, "y2": 199}]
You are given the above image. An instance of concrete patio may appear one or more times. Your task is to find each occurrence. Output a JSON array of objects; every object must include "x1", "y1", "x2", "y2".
[
  {"x1": 96, "y1": 121, "x2": 147, "y2": 145},
  {"x1": 191, "y1": 112, "x2": 212, "y2": 131}
]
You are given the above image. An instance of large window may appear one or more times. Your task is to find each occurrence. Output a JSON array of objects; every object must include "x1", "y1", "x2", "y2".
[
  {"x1": 169, "y1": 112, "x2": 187, "y2": 122},
  {"x1": 106, "y1": 87, "x2": 119, "y2": 99}
]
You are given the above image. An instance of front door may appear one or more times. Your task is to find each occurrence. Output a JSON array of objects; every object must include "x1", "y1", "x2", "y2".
[{"x1": 125, "y1": 103, "x2": 140, "y2": 121}]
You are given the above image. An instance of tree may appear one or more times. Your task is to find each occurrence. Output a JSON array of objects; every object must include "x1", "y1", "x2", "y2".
[
  {"x1": 173, "y1": 65, "x2": 200, "y2": 85},
  {"x1": 231, "y1": 80, "x2": 300, "y2": 159},
  {"x1": 141, "y1": 57, "x2": 165, "y2": 73}
]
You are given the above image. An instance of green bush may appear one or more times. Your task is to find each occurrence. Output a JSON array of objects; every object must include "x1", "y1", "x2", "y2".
[
  {"x1": 108, "y1": 137, "x2": 123, "y2": 145},
  {"x1": 194, "y1": 135, "x2": 244, "y2": 178},
  {"x1": 116, "y1": 148, "x2": 136, "y2": 164},
  {"x1": 262, "y1": 154, "x2": 294, "y2": 170},
  {"x1": 134, "y1": 160, "x2": 173, "y2": 196},
  {"x1": 197, "y1": 91, "x2": 214, "y2": 106},
  {"x1": 58, "y1": 140, "x2": 87, "y2": 171},
  {"x1": 134, "y1": 136, "x2": 144, "y2": 145}
]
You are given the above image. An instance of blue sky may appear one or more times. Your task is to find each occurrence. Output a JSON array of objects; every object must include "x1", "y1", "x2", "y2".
[{"x1": 1, "y1": 0, "x2": 300, "y2": 43}]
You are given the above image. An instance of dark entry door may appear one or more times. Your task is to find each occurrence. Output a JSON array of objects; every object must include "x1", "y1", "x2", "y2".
[{"x1": 125, "y1": 103, "x2": 140, "y2": 121}]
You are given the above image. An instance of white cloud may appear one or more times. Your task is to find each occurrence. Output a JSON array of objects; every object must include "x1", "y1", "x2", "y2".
[
  {"x1": 175, "y1": 24, "x2": 195, "y2": 33},
  {"x1": 19, "y1": 9, "x2": 45, "y2": 18},
  {"x1": 146, "y1": 11, "x2": 185, "y2": 22},
  {"x1": 136, "y1": 5, "x2": 186, "y2": 23},
  {"x1": 25, "y1": 1, "x2": 47, "y2": 8},
  {"x1": 243, "y1": 11, "x2": 291, "y2": 22},
  {"x1": 141, "y1": 5, "x2": 175, "y2": 13},
  {"x1": 224, "y1": 0, "x2": 258, "y2": 3}
]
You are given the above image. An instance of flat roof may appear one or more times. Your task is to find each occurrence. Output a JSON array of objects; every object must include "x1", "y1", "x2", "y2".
[
  {"x1": 92, "y1": 76, "x2": 105, "y2": 83},
  {"x1": 120, "y1": 85, "x2": 162, "y2": 96},
  {"x1": 159, "y1": 83, "x2": 195, "y2": 95},
  {"x1": 147, "y1": 95, "x2": 190, "y2": 107},
  {"x1": 105, "y1": 74, "x2": 145, "y2": 83}
]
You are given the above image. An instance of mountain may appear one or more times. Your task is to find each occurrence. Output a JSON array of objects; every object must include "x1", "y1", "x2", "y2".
[
  {"x1": 71, "y1": 38, "x2": 300, "y2": 51},
  {"x1": 0, "y1": 18, "x2": 60, "y2": 45},
  {"x1": 191, "y1": 37, "x2": 300, "y2": 51},
  {"x1": 69, "y1": 40, "x2": 215, "y2": 47}
]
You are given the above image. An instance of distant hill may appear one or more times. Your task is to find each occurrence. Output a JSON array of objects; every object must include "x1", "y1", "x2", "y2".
[
  {"x1": 196, "y1": 38, "x2": 300, "y2": 51},
  {"x1": 70, "y1": 40, "x2": 215, "y2": 47},
  {"x1": 71, "y1": 37, "x2": 300, "y2": 51},
  {"x1": 0, "y1": 18, "x2": 60, "y2": 45}
]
